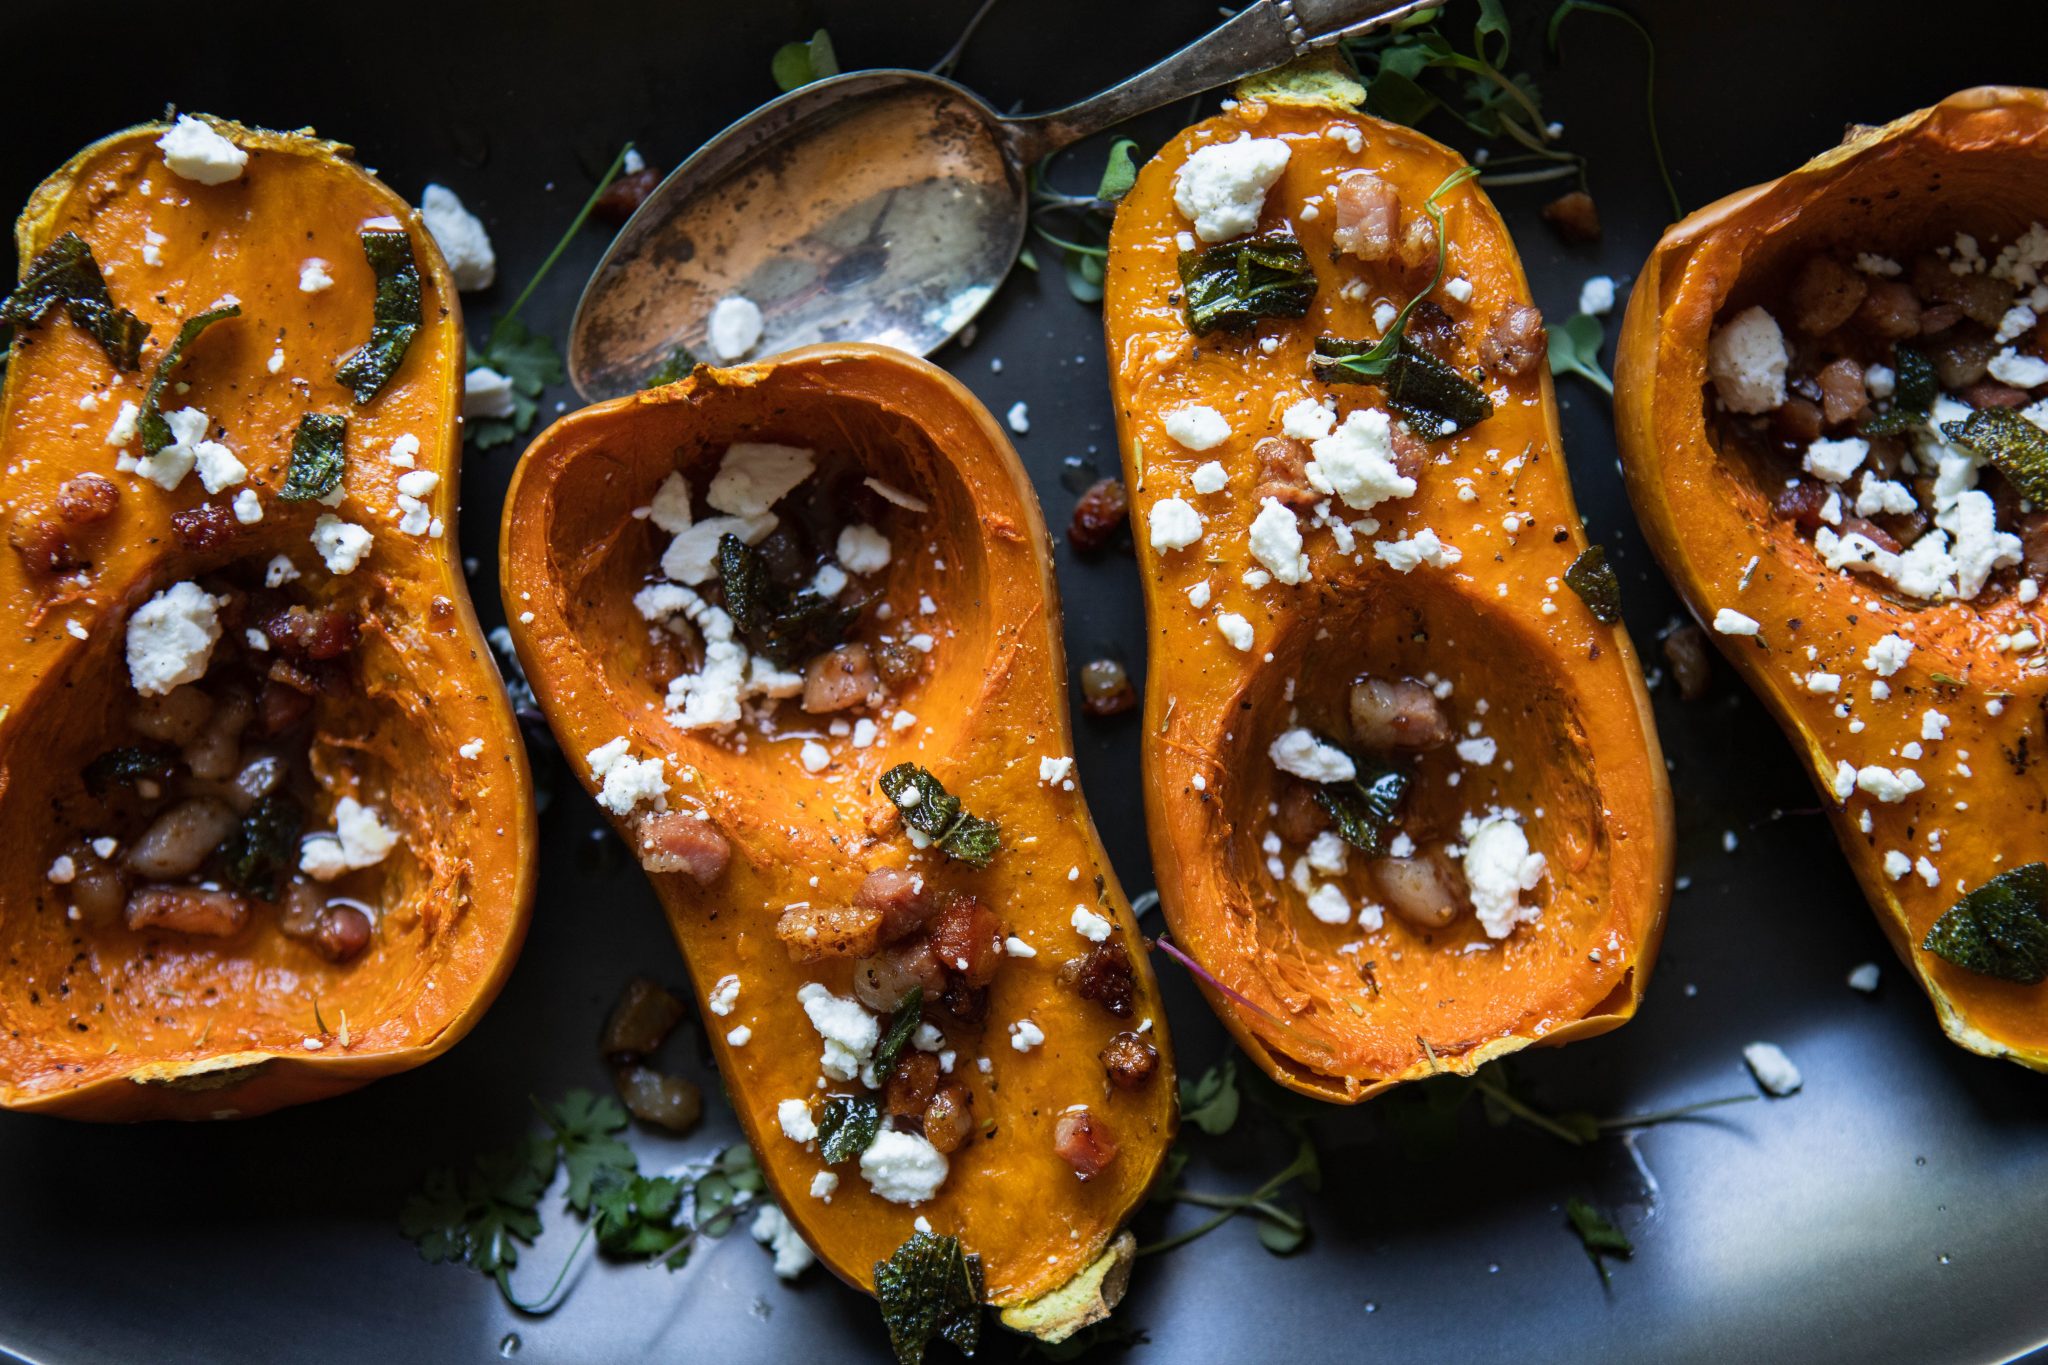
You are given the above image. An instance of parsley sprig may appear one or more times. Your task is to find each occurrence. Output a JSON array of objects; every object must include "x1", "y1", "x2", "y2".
[
  {"x1": 1548, "y1": 309, "x2": 1614, "y2": 395},
  {"x1": 464, "y1": 144, "x2": 635, "y2": 449}
]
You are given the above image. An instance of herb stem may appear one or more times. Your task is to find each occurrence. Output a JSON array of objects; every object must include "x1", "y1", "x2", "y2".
[
  {"x1": 1138, "y1": 1146, "x2": 1316, "y2": 1257},
  {"x1": 1029, "y1": 224, "x2": 1109, "y2": 259},
  {"x1": 1473, "y1": 1070, "x2": 1588, "y2": 1145},
  {"x1": 497, "y1": 1224, "x2": 593, "y2": 1314},
  {"x1": 1596, "y1": 1093, "x2": 1755, "y2": 1131},
  {"x1": 499, "y1": 143, "x2": 634, "y2": 330}
]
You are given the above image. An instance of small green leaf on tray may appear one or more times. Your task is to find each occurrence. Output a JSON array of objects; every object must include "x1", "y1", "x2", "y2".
[
  {"x1": 334, "y1": 227, "x2": 422, "y2": 404},
  {"x1": 588, "y1": 1169, "x2": 687, "y2": 1260},
  {"x1": 1565, "y1": 1196, "x2": 1632, "y2": 1285},
  {"x1": 872, "y1": 988, "x2": 924, "y2": 1082},
  {"x1": 874, "y1": 1231, "x2": 984, "y2": 1365},
  {"x1": 1548, "y1": 311, "x2": 1613, "y2": 396},
  {"x1": 817, "y1": 1095, "x2": 883, "y2": 1165},
  {"x1": 878, "y1": 762, "x2": 1003, "y2": 868},
  {"x1": 772, "y1": 28, "x2": 840, "y2": 92},
  {"x1": 1922, "y1": 862, "x2": 2048, "y2": 984},
  {"x1": 1859, "y1": 344, "x2": 1936, "y2": 434},
  {"x1": 1096, "y1": 137, "x2": 1141, "y2": 203},
  {"x1": 1178, "y1": 1056, "x2": 1241, "y2": 1136},
  {"x1": 400, "y1": 1134, "x2": 557, "y2": 1276},
  {"x1": 1941, "y1": 407, "x2": 2048, "y2": 503},
  {"x1": 1178, "y1": 230, "x2": 1317, "y2": 336},
  {"x1": 138, "y1": 302, "x2": 241, "y2": 455},
  {"x1": 0, "y1": 231, "x2": 149, "y2": 370},
  {"x1": 716, "y1": 532, "x2": 860, "y2": 666},
  {"x1": 1563, "y1": 544, "x2": 1623, "y2": 623},
  {"x1": 1311, "y1": 747, "x2": 1412, "y2": 856},
  {"x1": 218, "y1": 793, "x2": 304, "y2": 901},
  {"x1": 542, "y1": 1089, "x2": 637, "y2": 1213},
  {"x1": 280, "y1": 412, "x2": 348, "y2": 501}
]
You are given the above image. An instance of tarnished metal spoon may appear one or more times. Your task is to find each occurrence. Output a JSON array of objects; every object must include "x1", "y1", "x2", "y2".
[{"x1": 567, "y1": 0, "x2": 1432, "y2": 399}]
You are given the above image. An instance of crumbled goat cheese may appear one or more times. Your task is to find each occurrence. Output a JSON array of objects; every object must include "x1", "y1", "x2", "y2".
[
  {"x1": 1847, "y1": 962, "x2": 1881, "y2": 993},
  {"x1": 1248, "y1": 498, "x2": 1309, "y2": 584},
  {"x1": 1039, "y1": 755, "x2": 1075, "y2": 785},
  {"x1": 1854, "y1": 764, "x2": 1924, "y2": 804},
  {"x1": 1148, "y1": 497, "x2": 1205, "y2": 552},
  {"x1": 585, "y1": 736, "x2": 670, "y2": 815},
  {"x1": 1713, "y1": 608, "x2": 1761, "y2": 636},
  {"x1": 125, "y1": 581, "x2": 221, "y2": 697},
  {"x1": 1463, "y1": 817, "x2": 1548, "y2": 939},
  {"x1": 231, "y1": 488, "x2": 264, "y2": 525},
  {"x1": 299, "y1": 258, "x2": 334, "y2": 292},
  {"x1": 1269, "y1": 727, "x2": 1355, "y2": 783},
  {"x1": 420, "y1": 184, "x2": 497, "y2": 291},
  {"x1": 709, "y1": 974, "x2": 741, "y2": 1016},
  {"x1": 1374, "y1": 528, "x2": 1460, "y2": 573},
  {"x1": 157, "y1": 115, "x2": 247, "y2": 185},
  {"x1": 709, "y1": 442, "x2": 815, "y2": 518},
  {"x1": 707, "y1": 295, "x2": 765, "y2": 361},
  {"x1": 1173, "y1": 135, "x2": 1290, "y2": 242},
  {"x1": 835, "y1": 523, "x2": 892, "y2": 576},
  {"x1": 462, "y1": 366, "x2": 517, "y2": 419},
  {"x1": 1163, "y1": 404, "x2": 1232, "y2": 451},
  {"x1": 647, "y1": 473, "x2": 694, "y2": 534},
  {"x1": 1071, "y1": 906, "x2": 1113, "y2": 942},
  {"x1": 1802, "y1": 436, "x2": 1868, "y2": 484},
  {"x1": 300, "y1": 796, "x2": 402, "y2": 880},
  {"x1": 1707, "y1": 305, "x2": 1789, "y2": 414},
  {"x1": 1578, "y1": 275, "x2": 1616, "y2": 316},
  {"x1": 1190, "y1": 461, "x2": 1228, "y2": 494},
  {"x1": 1307, "y1": 408, "x2": 1414, "y2": 511},
  {"x1": 749, "y1": 1204, "x2": 815, "y2": 1280},
  {"x1": 663, "y1": 513, "x2": 776, "y2": 583},
  {"x1": 311, "y1": 514, "x2": 373, "y2": 575},
  {"x1": 1865, "y1": 633, "x2": 1913, "y2": 676},
  {"x1": 798, "y1": 982, "x2": 878, "y2": 1081},
  {"x1": 1743, "y1": 1041, "x2": 1802, "y2": 1096},
  {"x1": 1305, "y1": 882, "x2": 1352, "y2": 925},
  {"x1": 1009, "y1": 1019, "x2": 1046, "y2": 1051},
  {"x1": 858, "y1": 1129, "x2": 948, "y2": 1204},
  {"x1": 1216, "y1": 612, "x2": 1254, "y2": 651},
  {"x1": 1281, "y1": 398, "x2": 1335, "y2": 441}
]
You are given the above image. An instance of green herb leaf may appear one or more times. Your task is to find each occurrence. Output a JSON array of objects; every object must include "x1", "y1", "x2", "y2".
[
  {"x1": 1942, "y1": 407, "x2": 2048, "y2": 504},
  {"x1": 1310, "y1": 747, "x2": 1412, "y2": 856},
  {"x1": 772, "y1": 28, "x2": 839, "y2": 92},
  {"x1": 715, "y1": 532, "x2": 859, "y2": 666},
  {"x1": 334, "y1": 228, "x2": 422, "y2": 404},
  {"x1": 1178, "y1": 230, "x2": 1317, "y2": 336},
  {"x1": 1859, "y1": 345, "x2": 1936, "y2": 434},
  {"x1": 1563, "y1": 544, "x2": 1623, "y2": 623},
  {"x1": 1062, "y1": 246, "x2": 1107, "y2": 305},
  {"x1": 1315, "y1": 334, "x2": 1495, "y2": 440},
  {"x1": 82, "y1": 745, "x2": 178, "y2": 795},
  {"x1": 0, "y1": 231, "x2": 149, "y2": 370},
  {"x1": 641, "y1": 345, "x2": 698, "y2": 390},
  {"x1": 1922, "y1": 862, "x2": 2048, "y2": 984},
  {"x1": 218, "y1": 794, "x2": 304, "y2": 901},
  {"x1": 878, "y1": 763, "x2": 1003, "y2": 868},
  {"x1": 1255, "y1": 1201, "x2": 1310, "y2": 1255},
  {"x1": 816, "y1": 1095, "x2": 883, "y2": 1165},
  {"x1": 588, "y1": 1169, "x2": 688, "y2": 1261},
  {"x1": 279, "y1": 412, "x2": 348, "y2": 502},
  {"x1": 874, "y1": 1231, "x2": 984, "y2": 1365},
  {"x1": 1547, "y1": 311, "x2": 1613, "y2": 396},
  {"x1": 400, "y1": 1134, "x2": 557, "y2": 1276},
  {"x1": 1566, "y1": 1196, "x2": 1632, "y2": 1285},
  {"x1": 138, "y1": 303, "x2": 240, "y2": 455},
  {"x1": 1095, "y1": 138, "x2": 1141, "y2": 203},
  {"x1": 1178, "y1": 1056, "x2": 1241, "y2": 1136},
  {"x1": 873, "y1": 987, "x2": 924, "y2": 1082},
  {"x1": 542, "y1": 1090, "x2": 636, "y2": 1213}
]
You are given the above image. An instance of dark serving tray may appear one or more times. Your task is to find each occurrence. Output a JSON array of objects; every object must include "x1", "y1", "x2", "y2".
[{"x1": 4, "y1": 2, "x2": 2046, "y2": 1362}]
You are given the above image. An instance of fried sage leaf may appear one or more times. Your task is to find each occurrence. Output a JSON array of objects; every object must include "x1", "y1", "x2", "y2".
[
  {"x1": 1859, "y1": 344, "x2": 1936, "y2": 435},
  {"x1": 715, "y1": 533, "x2": 859, "y2": 666},
  {"x1": 874, "y1": 1231, "x2": 984, "y2": 1365},
  {"x1": 83, "y1": 745, "x2": 179, "y2": 796},
  {"x1": 1922, "y1": 861, "x2": 2048, "y2": 984},
  {"x1": 1563, "y1": 544, "x2": 1623, "y2": 623},
  {"x1": 1311, "y1": 742, "x2": 1411, "y2": 856},
  {"x1": 878, "y1": 763, "x2": 1002, "y2": 868},
  {"x1": 219, "y1": 793, "x2": 305, "y2": 901},
  {"x1": 0, "y1": 231, "x2": 149, "y2": 370},
  {"x1": 1178, "y1": 229, "x2": 1317, "y2": 335},
  {"x1": 280, "y1": 412, "x2": 349, "y2": 502},
  {"x1": 815, "y1": 1094, "x2": 882, "y2": 1165},
  {"x1": 1941, "y1": 407, "x2": 2048, "y2": 504},
  {"x1": 334, "y1": 227, "x2": 422, "y2": 404},
  {"x1": 139, "y1": 303, "x2": 241, "y2": 455},
  {"x1": 1313, "y1": 334, "x2": 1494, "y2": 440},
  {"x1": 872, "y1": 986, "x2": 924, "y2": 1082}
]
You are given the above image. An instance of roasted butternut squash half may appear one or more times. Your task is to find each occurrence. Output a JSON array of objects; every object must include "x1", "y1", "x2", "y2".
[
  {"x1": 1103, "y1": 74, "x2": 1671, "y2": 1103},
  {"x1": 0, "y1": 116, "x2": 536, "y2": 1120},
  {"x1": 498, "y1": 344, "x2": 1174, "y2": 1328},
  {"x1": 1615, "y1": 86, "x2": 2048, "y2": 1068}
]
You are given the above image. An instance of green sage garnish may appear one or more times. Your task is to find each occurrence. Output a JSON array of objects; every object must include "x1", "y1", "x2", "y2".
[
  {"x1": 715, "y1": 533, "x2": 859, "y2": 667},
  {"x1": 1310, "y1": 741, "x2": 1412, "y2": 856},
  {"x1": 878, "y1": 763, "x2": 1002, "y2": 868},
  {"x1": 0, "y1": 231, "x2": 149, "y2": 370},
  {"x1": 814, "y1": 1095, "x2": 881, "y2": 1165},
  {"x1": 219, "y1": 794, "x2": 305, "y2": 901},
  {"x1": 1178, "y1": 229, "x2": 1317, "y2": 336},
  {"x1": 872, "y1": 987, "x2": 924, "y2": 1082},
  {"x1": 334, "y1": 227, "x2": 422, "y2": 404},
  {"x1": 1922, "y1": 862, "x2": 2048, "y2": 985},
  {"x1": 280, "y1": 412, "x2": 348, "y2": 501},
  {"x1": 1941, "y1": 407, "x2": 2048, "y2": 504},
  {"x1": 1563, "y1": 544, "x2": 1622, "y2": 623},
  {"x1": 139, "y1": 302, "x2": 241, "y2": 455},
  {"x1": 82, "y1": 745, "x2": 179, "y2": 796},
  {"x1": 1305, "y1": 164, "x2": 1478, "y2": 379},
  {"x1": 1313, "y1": 334, "x2": 1494, "y2": 439},
  {"x1": 1859, "y1": 345, "x2": 1936, "y2": 435},
  {"x1": 874, "y1": 1231, "x2": 984, "y2": 1365}
]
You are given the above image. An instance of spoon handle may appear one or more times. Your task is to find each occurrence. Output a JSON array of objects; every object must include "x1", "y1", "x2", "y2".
[{"x1": 1002, "y1": 0, "x2": 1436, "y2": 163}]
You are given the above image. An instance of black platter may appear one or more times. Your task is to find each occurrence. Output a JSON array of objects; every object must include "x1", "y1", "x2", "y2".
[{"x1": 3, "y1": 2, "x2": 2047, "y2": 1362}]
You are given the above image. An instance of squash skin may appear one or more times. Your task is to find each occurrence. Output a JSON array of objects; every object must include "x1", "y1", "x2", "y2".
[
  {"x1": 0, "y1": 118, "x2": 538, "y2": 1119},
  {"x1": 498, "y1": 345, "x2": 1176, "y2": 1307},
  {"x1": 1105, "y1": 95, "x2": 1672, "y2": 1103},
  {"x1": 1614, "y1": 86, "x2": 2048, "y2": 1069}
]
